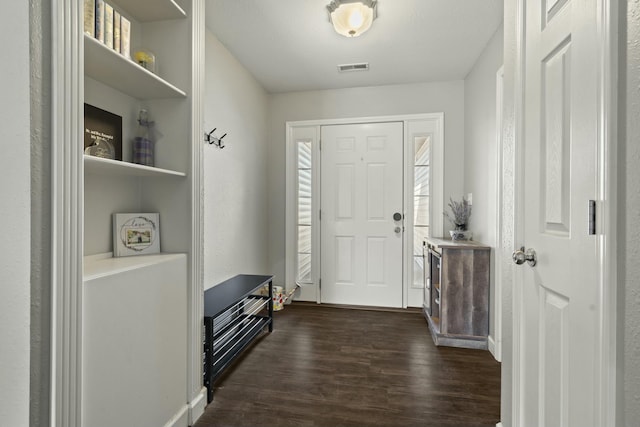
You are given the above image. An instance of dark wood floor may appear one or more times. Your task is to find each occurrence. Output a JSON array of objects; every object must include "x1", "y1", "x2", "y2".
[{"x1": 195, "y1": 304, "x2": 501, "y2": 427}]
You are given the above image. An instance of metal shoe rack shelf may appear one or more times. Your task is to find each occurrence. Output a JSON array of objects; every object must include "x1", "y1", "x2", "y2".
[{"x1": 203, "y1": 274, "x2": 274, "y2": 402}]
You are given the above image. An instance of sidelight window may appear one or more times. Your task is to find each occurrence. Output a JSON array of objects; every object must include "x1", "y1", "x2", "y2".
[
  {"x1": 413, "y1": 136, "x2": 430, "y2": 287},
  {"x1": 296, "y1": 141, "x2": 313, "y2": 284}
]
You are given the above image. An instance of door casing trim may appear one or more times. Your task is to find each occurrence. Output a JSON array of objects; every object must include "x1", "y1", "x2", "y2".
[{"x1": 285, "y1": 113, "x2": 444, "y2": 308}]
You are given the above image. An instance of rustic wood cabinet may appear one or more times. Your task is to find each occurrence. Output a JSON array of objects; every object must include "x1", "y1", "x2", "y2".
[{"x1": 424, "y1": 237, "x2": 490, "y2": 350}]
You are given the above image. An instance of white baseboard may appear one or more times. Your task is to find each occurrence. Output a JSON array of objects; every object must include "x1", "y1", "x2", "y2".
[
  {"x1": 496, "y1": 422, "x2": 503, "y2": 427},
  {"x1": 488, "y1": 335, "x2": 496, "y2": 358},
  {"x1": 188, "y1": 387, "x2": 208, "y2": 426},
  {"x1": 163, "y1": 404, "x2": 189, "y2": 427},
  {"x1": 488, "y1": 335, "x2": 502, "y2": 362}
]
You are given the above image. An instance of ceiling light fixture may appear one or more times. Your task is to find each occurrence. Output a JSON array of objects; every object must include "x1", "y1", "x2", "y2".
[{"x1": 327, "y1": 0, "x2": 378, "y2": 38}]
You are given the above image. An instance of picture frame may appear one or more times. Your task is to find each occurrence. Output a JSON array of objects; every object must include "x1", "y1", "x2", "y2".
[
  {"x1": 112, "y1": 213, "x2": 160, "y2": 257},
  {"x1": 84, "y1": 103, "x2": 123, "y2": 160}
]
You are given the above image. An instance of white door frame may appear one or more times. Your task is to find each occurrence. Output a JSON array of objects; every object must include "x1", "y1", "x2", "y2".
[
  {"x1": 285, "y1": 113, "x2": 444, "y2": 308},
  {"x1": 491, "y1": 65, "x2": 505, "y2": 363},
  {"x1": 505, "y1": 0, "x2": 618, "y2": 425}
]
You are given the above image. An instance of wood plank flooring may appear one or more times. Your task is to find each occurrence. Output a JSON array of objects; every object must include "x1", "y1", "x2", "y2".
[{"x1": 195, "y1": 303, "x2": 501, "y2": 427}]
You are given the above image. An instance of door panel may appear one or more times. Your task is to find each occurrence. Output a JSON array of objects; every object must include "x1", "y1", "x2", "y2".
[
  {"x1": 321, "y1": 122, "x2": 403, "y2": 307},
  {"x1": 519, "y1": 0, "x2": 600, "y2": 425}
]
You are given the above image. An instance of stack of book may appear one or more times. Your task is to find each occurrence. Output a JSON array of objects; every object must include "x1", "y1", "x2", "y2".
[{"x1": 84, "y1": 0, "x2": 130, "y2": 59}]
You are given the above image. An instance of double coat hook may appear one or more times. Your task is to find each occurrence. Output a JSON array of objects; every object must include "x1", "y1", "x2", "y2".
[{"x1": 204, "y1": 128, "x2": 227, "y2": 148}]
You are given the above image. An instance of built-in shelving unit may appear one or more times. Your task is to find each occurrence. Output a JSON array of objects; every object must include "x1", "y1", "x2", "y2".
[
  {"x1": 79, "y1": 0, "x2": 201, "y2": 425},
  {"x1": 82, "y1": 0, "x2": 193, "y2": 259},
  {"x1": 52, "y1": 0, "x2": 204, "y2": 424},
  {"x1": 84, "y1": 155, "x2": 186, "y2": 177}
]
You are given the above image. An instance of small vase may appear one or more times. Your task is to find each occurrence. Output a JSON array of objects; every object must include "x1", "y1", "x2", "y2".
[{"x1": 450, "y1": 229, "x2": 473, "y2": 241}]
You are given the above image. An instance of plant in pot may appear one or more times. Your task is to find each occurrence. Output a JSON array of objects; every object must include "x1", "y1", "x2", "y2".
[{"x1": 444, "y1": 196, "x2": 472, "y2": 240}]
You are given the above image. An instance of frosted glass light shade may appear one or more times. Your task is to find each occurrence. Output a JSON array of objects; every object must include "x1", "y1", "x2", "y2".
[{"x1": 327, "y1": 0, "x2": 377, "y2": 37}]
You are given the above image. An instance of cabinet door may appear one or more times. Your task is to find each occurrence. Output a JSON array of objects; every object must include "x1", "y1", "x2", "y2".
[{"x1": 441, "y1": 249, "x2": 489, "y2": 337}]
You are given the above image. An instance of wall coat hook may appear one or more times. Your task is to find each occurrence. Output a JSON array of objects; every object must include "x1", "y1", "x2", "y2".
[{"x1": 204, "y1": 128, "x2": 227, "y2": 149}]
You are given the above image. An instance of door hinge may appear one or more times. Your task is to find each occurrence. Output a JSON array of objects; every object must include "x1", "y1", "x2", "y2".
[
  {"x1": 319, "y1": 139, "x2": 322, "y2": 151},
  {"x1": 319, "y1": 278, "x2": 322, "y2": 289},
  {"x1": 319, "y1": 209, "x2": 322, "y2": 221},
  {"x1": 588, "y1": 200, "x2": 596, "y2": 235}
]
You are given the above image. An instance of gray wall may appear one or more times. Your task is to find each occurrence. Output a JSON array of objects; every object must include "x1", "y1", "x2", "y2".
[
  {"x1": 203, "y1": 29, "x2": 271, "y2": 288},
  {"x1": 267, "y1": 81, "x2": 466, "y2": 286},
  {"x1": 620, "y1": 0, "x2": 640, "y2": 424}
]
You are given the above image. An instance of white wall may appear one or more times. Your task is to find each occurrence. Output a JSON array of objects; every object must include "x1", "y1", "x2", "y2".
[
  {"x1": 463, "y1": 24, "x2": 504, "y2": 348},
  {"x1": 464, "y1": 25, "x2": 504, "y2": 245},
  {"x1": 0, "y1": 1, "x2": 31, "y2": 425},
  {"x1": 268, "y1": 81, "x2": 466, "y2": 286},
  {"x1": 621, "y1": 1, "x2": 640, "y2": 424},
  {"x1": 204, "y1": 29, "x2": 270, "y2": 288}
]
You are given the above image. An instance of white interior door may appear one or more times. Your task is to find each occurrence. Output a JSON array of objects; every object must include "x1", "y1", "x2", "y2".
[
  {"x1": 518, "y1": 0, "x2": 603, "y2": 425},
  {"x1": 320, "y1": 122, "x2": 403, "y2": 307}
]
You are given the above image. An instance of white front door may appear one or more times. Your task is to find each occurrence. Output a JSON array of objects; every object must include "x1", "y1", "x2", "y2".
[
  {"x1": 518, "y1": 0, "x2": 604, "y2": 425},
  {"x1": 320, "y1": 122, "x2": 404, "y2": 307}
]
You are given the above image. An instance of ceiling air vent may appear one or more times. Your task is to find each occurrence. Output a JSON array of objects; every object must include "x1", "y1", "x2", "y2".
[{"x1": 337, "y1": 62, "x2": 370, "y2": 73}]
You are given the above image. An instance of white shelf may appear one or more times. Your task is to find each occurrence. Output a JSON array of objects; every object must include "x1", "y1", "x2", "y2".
[
  {"x1": 84, "y1": 35, "x2": 187, "y2": 100},
  {"x1": 84, "y1": 155, "x2": 186, "y2": 177},
  {"x1": 83, "y1": 252, "x2": 186, "y2": 283},
  {"x1": 116, "y1": 0, "x2": 187, "y2": 22}
]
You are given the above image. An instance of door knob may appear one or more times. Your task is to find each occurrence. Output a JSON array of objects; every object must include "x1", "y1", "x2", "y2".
[
  {"x1": 393, "y1": 212, "x2": 402, "y2": 221},
  {"x1": 512, "y1": 247, "x2": 537, "y2": 267},
  {"x1": 394, "y1": 226, "x2": 402, "y2": 234}
]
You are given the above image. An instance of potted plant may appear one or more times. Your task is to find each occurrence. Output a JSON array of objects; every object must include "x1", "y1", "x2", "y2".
[{"x1": 444, "y1": 196, "x2": 472, "y2": 240}]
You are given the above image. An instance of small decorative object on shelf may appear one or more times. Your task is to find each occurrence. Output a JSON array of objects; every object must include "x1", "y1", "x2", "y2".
[
  {"x1": 444, "y1": 196, "x2": 473, "y2": 240},
  {"x1": 134, "y1": 49, "x2": 156, "y2": 74},
  {"x1": 112, "y1": 213, "x2": 160, "y2": 257},
  {"x1": 133, "y1": 109, "x2": 155, "y2": 166},
  {"x1": 84, "y1": 103, "x2": 122, "y2": 160},
  {"x1": 84, "y1": 137, "x2": 115, "y2": 159}
]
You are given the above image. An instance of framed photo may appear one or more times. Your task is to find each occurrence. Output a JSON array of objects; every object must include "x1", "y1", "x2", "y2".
[
  {"x1": 84, "y1": 103, "x2": 123, "y2": 160},
  {"x1": 112, "y1": 213, "x2": 160, "y2": 257}
]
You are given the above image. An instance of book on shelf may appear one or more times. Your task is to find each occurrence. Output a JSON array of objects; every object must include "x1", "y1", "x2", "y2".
[
  {"x1": 121, "y1": 16, "x2": 131, "y2": 58},
  {"x1": 104, "y1": 3, "x2": 114, "y2": 49},
  {"x1": 95, "y1": 0, "x2": 105, "y2": 43},
  {"x1": 83, "y1": 0, "x2": 95, "y2": 37},
  {"x1": 113, "y1": 10, "x2": 121, "y2": 53}
]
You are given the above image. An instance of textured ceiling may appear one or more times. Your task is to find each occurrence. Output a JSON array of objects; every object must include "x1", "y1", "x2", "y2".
[{"x1": 205, "y1": 0, "x2": 504, "y2": 93}]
